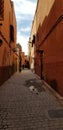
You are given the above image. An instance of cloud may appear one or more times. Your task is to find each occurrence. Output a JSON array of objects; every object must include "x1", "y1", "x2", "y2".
[
  {"x1": 19, "y1": 27, "x2": 31, "y2": 37},
  {"x1": 13, "y1": 0, "x2": 37, "y2": 55},
  {"x1": 14, "y1": 0, "x2": 36, "y2": 15},
  {"x1": 17, "y1": 34, "x2": 29, "y2": 55},
  {"x1": 17, "y1": 14, "x2": 33, "y2": 21},
  {"x1": 17, "y1": 19, "x2": 31, "y2": 37},
  {"x1": 20, "y1": 27, "x2": 30, "y2": 32}
]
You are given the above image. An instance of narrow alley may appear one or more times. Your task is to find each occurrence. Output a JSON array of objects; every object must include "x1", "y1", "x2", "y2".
[{"x1": 0, "y1": 69, "x2": 63, "y2": 130}]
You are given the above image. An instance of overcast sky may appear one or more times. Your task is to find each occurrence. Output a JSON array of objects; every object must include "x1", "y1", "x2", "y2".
[{"x1": 13, "y1": 0, "x2": 37, "y2": 55}]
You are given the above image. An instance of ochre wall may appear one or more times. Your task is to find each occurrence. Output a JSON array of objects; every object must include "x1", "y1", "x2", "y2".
[{"x1": 0, "y1": 0, "x2": 17, "y2": 85}]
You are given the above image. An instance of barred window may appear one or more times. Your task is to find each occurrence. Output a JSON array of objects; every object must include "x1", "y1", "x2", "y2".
[{"x1": 0, "y1": 0, "x2": 4, "y2": 20}]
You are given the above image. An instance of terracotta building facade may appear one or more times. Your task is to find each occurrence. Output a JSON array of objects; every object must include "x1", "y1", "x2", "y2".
[
  {"x1": 28, "y1": 16, "x2": 36, "y2": 72},
  {"x1": 0, "y1": 0, "x2": 17, "y2": 85},
  {"x1": 31, "y1": 0, "x2": 63, "y2": 96}
]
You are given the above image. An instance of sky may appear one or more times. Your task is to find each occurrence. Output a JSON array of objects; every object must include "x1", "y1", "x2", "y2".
[{"x1": 12, "y1": 0, "x2": 37, "y2": 55}]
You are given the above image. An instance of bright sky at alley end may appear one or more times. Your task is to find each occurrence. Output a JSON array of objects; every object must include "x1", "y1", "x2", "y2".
[{"x1": 13, "y1": 0, "x2": 37, "y2": 55}]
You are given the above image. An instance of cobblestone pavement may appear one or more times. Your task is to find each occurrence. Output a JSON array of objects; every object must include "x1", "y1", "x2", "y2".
[{"x1": 0, "y1": 69, "x2": 63, "y2": 130}]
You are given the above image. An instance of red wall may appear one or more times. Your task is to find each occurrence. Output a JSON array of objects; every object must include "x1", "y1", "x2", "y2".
[{"x1": 35, "y1": 0, "x2": 63, "y2": 96}]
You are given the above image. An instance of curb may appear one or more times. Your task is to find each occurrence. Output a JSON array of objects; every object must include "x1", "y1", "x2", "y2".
[
  {"x1": 35, "y1": 73, "x2": 63, "y2": 105},
  {"x1": 43, "y1": 80, "x2": 63, "y2": 105}
]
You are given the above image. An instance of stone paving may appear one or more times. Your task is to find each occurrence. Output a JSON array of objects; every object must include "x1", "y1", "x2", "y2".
[{"x1": 0, "y1": 69, "x2": 63, "y2": 130}]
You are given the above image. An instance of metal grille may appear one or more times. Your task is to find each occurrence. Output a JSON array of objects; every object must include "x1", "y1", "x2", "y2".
[
  {"x1": 48, "y1": 109, "x2": 63, "y2": 118},
  {"x1": 0, "y1": 0, "x2": 4, "y2": 20}
]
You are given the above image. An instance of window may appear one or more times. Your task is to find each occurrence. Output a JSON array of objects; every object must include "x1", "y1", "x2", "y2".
[
  {"x1": 0, "y1": 0, "x2": 4, "y2": 20},
  {"x1": 10, "y1": 25, "x2": 14, "y2": 42}
]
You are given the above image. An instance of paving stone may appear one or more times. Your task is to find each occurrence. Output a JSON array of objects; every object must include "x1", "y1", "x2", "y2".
[{"x1": 0, "y1": 70, "x2": 63, "y2": 129}]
